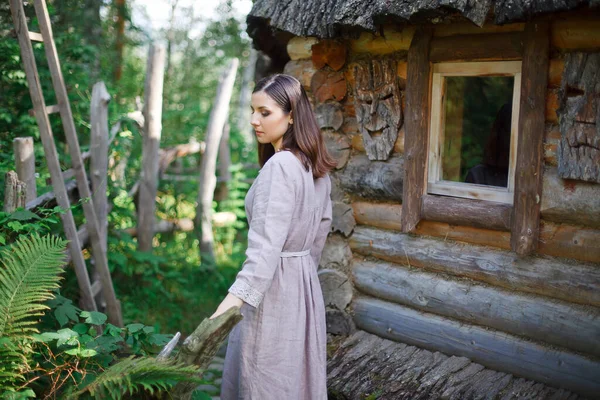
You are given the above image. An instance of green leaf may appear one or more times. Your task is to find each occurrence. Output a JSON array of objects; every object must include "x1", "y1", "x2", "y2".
[
  {"x1": 80, "y1": 310, "x2": 107, "y2": 325},
  {"x1": 104, "y1": 323, "x2": 123, "y2": 337},
  {"x1": 7, "y1": 221, "x2": 24, "y2": 231},
  {"x1": 9, "y1": 209, "x2": 41, "y2": 221},
  {"x1": 143, "y1": 326, "x2": 155, "y2": 334},
  {"x1": 126, "y1": 323, "x2": 144, "y2": 333},
  {"x1": 55, "y1": 302, "x2": 80, "y2": 326},
  {"x1": 0, "y1": 235, "x2": 6, "y2": 245},
  {"x1": 72, "y1": 323, "x2": 89, "y2": 335},
  {"x1": 55, "y1": 328, "x2": 79, "y2": 346},
  {"x1": 64, "y1": 347, "x2": 97, "y2": 357}
]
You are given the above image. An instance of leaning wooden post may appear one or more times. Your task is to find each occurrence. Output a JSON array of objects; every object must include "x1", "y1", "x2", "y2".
[
  {"x1": 90, "y1": 82, "x2": 110, "y2": 251},
  {"x1": 138, "y1": 44, "x2": 166, "y2": 252},
  {"x1": 195, "y1": 58, "x2": 239, "y2": 264},
  {"x1": 3, "y1": 171, "x2": 26, "y2": 213},
  {"x1": 215, "y1": 122, "x2": 231, "y2": 202},
  {"x1": 13, "y1": 137, "x2": 36, "y2": 202}
]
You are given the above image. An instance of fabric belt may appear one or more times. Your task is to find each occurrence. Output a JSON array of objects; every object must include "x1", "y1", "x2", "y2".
[{"x1": 280, "y1": 249, "x2": 311, "y2": 258}]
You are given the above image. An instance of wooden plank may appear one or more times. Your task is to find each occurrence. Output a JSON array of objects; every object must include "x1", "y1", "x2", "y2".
[
  {"x1": 511, "y1": 21, "x2": 550, "y2": 255},
  {"x1": 354, "y1": 260, "x2": 600, "y2": 357},
  {"x1": 138, "y1": 44, "x2": 166, "y2": 252},
  {"x1": 551, "y1": 18, "x2": 600, "y2": 51},
  {"x1": 27, "y1": 104, "x2": 60, "y2": 116},
  {"x1": 10, "y1": 0, "x2": 96, "y2": 313},
  {"x1": 354, "y1": 296, "x2": 600, "y2": 398},
  {"x1": 429, "y1": 32, "x2": 523, "y2": 62},
  {"x1": 401, "y1": 27, "x2": 432, "y2": 233},
  {"x1": 337, "y1": 154, "x2": 404, "y2": 201},
  {"x1": 421, "y1": 194, "x2": 512, "y2": 231},
  {"x1": 542, "y1": 168, "x2": 600, "y2": 229},
  {"x1": 33, "y1": 0, "x2": 121, "y2": 325},
  {"x1": 353, "y1": 201, "x2": 600, "y2": 263},
  {"x1": 13, "y1": 137, "x2": 36, "y2": 202},
  {"x1": 28, "y1": 31, "x2": 43, "y2": 42},
  {"x1": 350, "y1": 225, "x2": 600, "y2": 307}
]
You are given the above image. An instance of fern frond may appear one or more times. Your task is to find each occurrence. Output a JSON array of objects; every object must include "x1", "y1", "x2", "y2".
[
  {"x1": 0, "y1": 234, "x2": 68, "y2": 339},
  {"x1": 68, "y1": 356, "x2": 202, "y2": 399},
  {"x1": 0, "y1": 234, "x2": 68, "y2": 389}
]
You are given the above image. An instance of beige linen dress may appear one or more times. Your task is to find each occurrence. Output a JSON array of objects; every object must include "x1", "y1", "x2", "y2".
[{"x1": 221, "y1": 150, "x2": 332, "y2": 400}]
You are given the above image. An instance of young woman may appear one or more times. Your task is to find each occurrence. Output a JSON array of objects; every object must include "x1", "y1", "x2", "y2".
[{"x1": 210, "y1": 73, "x2": 336, "y2": 399}]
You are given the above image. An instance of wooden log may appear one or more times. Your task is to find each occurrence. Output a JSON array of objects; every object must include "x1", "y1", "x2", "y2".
[
  {"x1": 546, "y1": 89, "x2": 559, "y2": 123},
  {"x1": 311, "y1": 70, "x2": 347, "y2": 103},
  {"x1": 401, "y1": 27, "x2": 432, "y2": 232},
  {"x1": 421, "y1": 194, "x2": 512, "y2": 231},
  {"x1": 433, "y1": 22, "x2": 525, "y2": 38},
  {"x1": 323, "y1": 131, "x2": 350, "y2": 170},
  {"x1": 3, "y1": 171, "x2": 26, "y2": 212},
  {"x1": 541, "y1": 167, "x2": 600, "y2": 229},
  {"x1": 350, "y1": 127, "x2": 404, "y2": 154},
  {"x1": 237, "y1": 48, "x2": 257, "y2": 148},
  {"x1": 13, "y1": 137, "x2": 36, "y2": 202},
  {"x1": 195, "y1": 58, "x2": 238, "y2": 265},
  {"x1": 556, "y1": 52, "x2": 600, "y2": 183},
  {"x1": 353, "y1": 259, "x2": 600, "y2": 357},
  {"x1": 429, "y1": 32, "x2": 523, "y2": 62},
  {"x1": 551, "y1": 18, "x2": 600, "y2": 51},
  {"x1": 287, "y1": 36, "x2": 318, "y2": 60},
  {"x1": 337, "y1": 154, "x2": 403, "y2": 201},
  {"x1": 315, "y1": 102, "x2": 343, "y2": 131},
  {"x1": 283, "y1": 59, "x2": 316, "y2": 91},
  {"x1": 318, "y1": 269, "x2": 352, "y2": 311},
  {"x1": 90, "y1": 81, "x2": 110, "y2": 251},
  {"x1": 311, "y1": 39, "x2": 347, "y2": 71},
  {"x1": 320, "y1": 234, "x2": 353, "y2": 273},
  {"x1": 353, "y1": 296, "x2": 600, "y2": 398},
  {"x1": 25, "y1": 179, "x2": 78, "y2": 210},
  {"x1": 544, "y1": 123, "x2": 560, "y2": 166},
  {"x1": 511, "y1": 21, "x2": 550, "y2": 255},
  {"x1": 331, "y1": 201, "x2": 355, "y2": 236},
  {"x1": 353, "y1": 201, "x2": 600, "y2": 263},
  {"x1": 548, "y1": 58, "x2": 564, "y2": 89},
  {"x1": 138, "y1": 44, "x2": 166, "y2": 252},
  {"x1": 350, "y1": 226, "x2": 600, "y2": 307},
  {"x1": 350, "y1": 26, "x2": 415, "y2": 55},
  {"x1": 215, "y1": 122, "x2": 231, "y2": 202},
  {"x1": 171, "y1": 306, "x2": 243, "y2": 399},
  {"x1": 325, "y1": 308, "x2": 355, "y2": 336}
]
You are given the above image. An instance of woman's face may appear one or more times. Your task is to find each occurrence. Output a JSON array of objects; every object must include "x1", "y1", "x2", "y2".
[{"x1": 250, "y1": 90, "x2": 291, "y2": 151}]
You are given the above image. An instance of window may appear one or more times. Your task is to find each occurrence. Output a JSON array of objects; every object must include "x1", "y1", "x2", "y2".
[{"x1": 427, "y1": 61, "x2": 522, "y2": 204}]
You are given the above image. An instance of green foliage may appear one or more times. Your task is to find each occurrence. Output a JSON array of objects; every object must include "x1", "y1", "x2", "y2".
[{"x1": 67, "y1": 356, "x2": 201, "y2": 399}]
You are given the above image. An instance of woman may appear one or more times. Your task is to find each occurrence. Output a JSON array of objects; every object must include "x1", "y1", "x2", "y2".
[{"x1": 210, "y1": 74, "x2": 336, "y2": 399}]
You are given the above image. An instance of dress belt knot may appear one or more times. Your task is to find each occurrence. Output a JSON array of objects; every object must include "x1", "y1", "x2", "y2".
[{"x1": 280, "y1": 249, "x2": 311, "y2": 258}]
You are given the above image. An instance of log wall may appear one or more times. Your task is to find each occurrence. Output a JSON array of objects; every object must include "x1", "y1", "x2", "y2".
[{"x1": 282, "y1": 10, "x2": 600, "y2": 393}]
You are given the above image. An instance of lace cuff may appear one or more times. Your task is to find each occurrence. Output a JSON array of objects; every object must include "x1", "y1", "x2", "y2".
[{"x1": 228, "y1": 279, "x2": 263, "y2": 308}]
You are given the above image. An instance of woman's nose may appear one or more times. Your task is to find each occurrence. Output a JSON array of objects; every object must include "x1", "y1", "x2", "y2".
[{"x1": 250, "y1": 114, "x2": 260, "y2": 127}]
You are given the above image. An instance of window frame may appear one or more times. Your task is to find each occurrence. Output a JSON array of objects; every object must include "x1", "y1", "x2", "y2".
[{"x1": 427, "y1": 61, "x2": 522, "y2": 204}]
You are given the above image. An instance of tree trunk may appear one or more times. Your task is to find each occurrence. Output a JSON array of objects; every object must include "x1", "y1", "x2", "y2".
[
  {"x1": 114, "y1": 0, "x2": 126, "y2": 82},
  {"x1": 13, "y1": 137, "x2": 36, "y2": 202},
  {"x1": 237, "y1": 48, "x2": 257, "y2": 148},
  {"x1": 215, "y1": 122, "x2": 231, "y2": 202},
  {"x1": 138, "y1": 44, "x2": 166, "y2": 252},
  {"x1": 195, "y1": 58, "x2": 239, "y2": 265},
  {"x1": 3, "y1": 171, "x2": 26, "y2": 213}
]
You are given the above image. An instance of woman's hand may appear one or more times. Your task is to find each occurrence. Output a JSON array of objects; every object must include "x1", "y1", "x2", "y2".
[{"x1": 210, "y1": 293, "x2": 244, "y2": 319}]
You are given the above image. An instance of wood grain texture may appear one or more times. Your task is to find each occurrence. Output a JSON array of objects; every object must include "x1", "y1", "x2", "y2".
[
  {"x1": 429, "y1": 32, "x2": 523, "y2": 62},
  {"x1": 353, "y1": 296, "x2": 600, "y2": 398},
  {"x1": 318, "y1": 269, "x2": 352, "y2": 310},
  {"x1": 401, "y1": 27, "x2": 432, "y2": 233},
  {"x1": 337, "y1": 154, "x2": 403, "y2": 201},
  {"x1": 353, "y1": 259, "x2": 600, "y2": 357},
  {"x1": 421, "y1": 194, "x2": 512, "y2": 231},
  {"x1": 511, "y1": 21, "x2": 550, "y2": 255},
  {"x1": 350, "y1": 225, "x2": 600, "y2": 307},
  {"x1": 352, "y1": 201, "x2": 600, "y2": 263},
  {"x1": 13, "y1": 137, "x2": 36, "y2": 202}
]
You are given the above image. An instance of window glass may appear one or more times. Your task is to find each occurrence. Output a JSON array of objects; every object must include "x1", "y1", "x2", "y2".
[{"x1": 442, "y1": 76, "x2": 514, "y2": 188}]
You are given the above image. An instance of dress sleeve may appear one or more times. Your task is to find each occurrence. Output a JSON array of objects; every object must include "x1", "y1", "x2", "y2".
[
  {"x1": 228, "y1": 158, "x2": 296, "y2": 308},
  {"x1": 310, "y1": 175, "x2": 332, "y2": 268}
]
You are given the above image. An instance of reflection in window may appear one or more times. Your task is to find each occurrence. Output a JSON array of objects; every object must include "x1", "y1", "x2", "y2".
[{"x1": 442, "y1": 77, "x2": 514, "y2": 188}]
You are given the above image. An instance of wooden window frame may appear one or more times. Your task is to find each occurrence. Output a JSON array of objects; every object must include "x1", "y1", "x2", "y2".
[
  {"x1": 427, "y1": 61, "x2": 522, "y2": 204},
  {"x1": 401, "y1": 23, "x2": 550, "y2": 256}
]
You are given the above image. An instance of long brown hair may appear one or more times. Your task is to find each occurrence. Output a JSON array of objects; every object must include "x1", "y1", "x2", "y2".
[{"x1": 254, "y1": 74, "x2": 336, "y2": 179}]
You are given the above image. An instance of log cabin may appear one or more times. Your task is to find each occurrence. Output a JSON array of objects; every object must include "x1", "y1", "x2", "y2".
[{"x1": 246, "y1": 1, "x2": 600, "y2": 398}]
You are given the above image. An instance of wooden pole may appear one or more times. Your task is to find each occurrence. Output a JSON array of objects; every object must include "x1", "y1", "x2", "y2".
[
  {"x1": 13, "y1": 137, "x2": 36, "y2": 202},
  {"x1": 90, "y1": 82, "x2": 110, "y2": 250},
  {"x1": 237, "y1": 48, "x2": 257, "y2": 149},
  {"x1": 215, "y1": 122, "x2": 231, "y2": 202},
  {"x1": 138, "y1": 44, "x2": 166, "y2": 252},
  {"x1": 3, "y1": 171, "x2": 26, "y2": 213},
  {"x1": 195, "y1": 58, "x2": 239, "y2": 264}
]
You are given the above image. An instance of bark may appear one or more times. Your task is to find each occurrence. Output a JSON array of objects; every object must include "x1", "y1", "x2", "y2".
[
  {"x1": 3, "y1": 171, "x2": 26, "y2": 213},
  {"x1": 13, "y1": 137, "x2": 36, "y2": 202}
]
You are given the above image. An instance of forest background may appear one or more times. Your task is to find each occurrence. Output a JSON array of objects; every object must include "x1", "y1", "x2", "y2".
[{"x1": 0, "y1": 0, "x2": 255, "y2": 335}]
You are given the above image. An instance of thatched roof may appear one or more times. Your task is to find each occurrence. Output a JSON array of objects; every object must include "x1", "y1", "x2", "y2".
[{"x1": 247, "y1": 0, "x2": 594, "y2": 60}]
